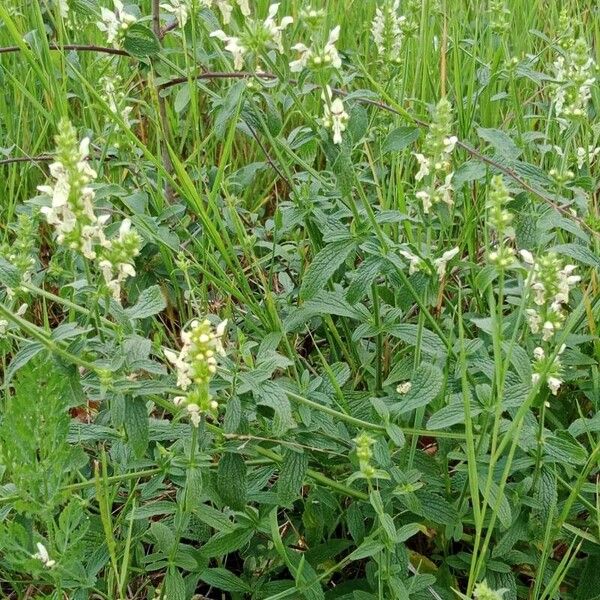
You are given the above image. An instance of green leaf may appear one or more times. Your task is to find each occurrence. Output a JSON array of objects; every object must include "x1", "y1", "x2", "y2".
[
  {"x1": 382, "y1": 126, "x2": 420, "y2": 153},
  {"x1": 123, "y1": 23, "x2": 161, "y2": 58},
  {"x1": 576, "y1": 556, "x2": 600, "y2": 600},
  {"x1": 544, "y1": 432, "x2": 588, "y2": 465},
  {"x1": 217, "y1": 452, "x2": 247, "y2": 510},
  {"x1": 199, "y1": 568, "x2": 251, "y2": 593},
  {"x1": 125, "y1": 285, "x2": 166, "y2": 319},
  {"x1": 300, "y1": 239, "x2": 356, "y2": 300},
  {"x1": 427, "y1": 400, "x2": 482, "y2": 430},
  {"x1": 150, "y1": 522, "x2": 176, "y2": 554},
  {"x1": 201, "y1": 527, "x2": 254, "y2": 558},
  {"x1": 386, "y1": 324, "x2": 447, "y2": 357},
  {"x1": 277, "y1": 449, "x2": 308, "y2": 507},
  {"x1": 477, "y1": 127, "x2": 522, "y2": 160},
  {"x1": 164, "y1": 568, "x2": 186, "y2": 600},
  {"x1": 391, "y1": 363, "x2": 444, "y2": 415},
  {"x1": 124, "y1": 398, "x2": 149, "y2": 457},
  {"x1": 0, "y1": 256, "x2": 20, "y2": 289},
  {"x1": 215, "y1": 81, "x2": 245, "y2": 140},
  {"x1": 347, "y1": 537, "x2": 385, "y2": 561},
  {"x1": 549, "y1": 243, "x2": 600, "y2": 269}
]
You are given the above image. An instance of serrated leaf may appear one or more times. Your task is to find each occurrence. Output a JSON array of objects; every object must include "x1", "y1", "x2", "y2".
[
  {"x1": 199, "y1": 568, "x2": 251, "y2": 593},
  {"x1": 348, "y1": 538, "x2": 385, "y2": 561},
  {"x1": 386, "y1": 324, "x2": 447, "y2": 357},
  {"x1": 124, "y1": 398, "x2": 149, "y2": 457},
  {"x1": 390, "y1": 363, "x2": 444, "y2": 415},
  {"x1": 215, "y1": 80, "x2": 245, "y2": 140},
  {"x1": 0, "y1": 256, "x2": 21, "y2": 289},
  {"x1": 427, "y1": 401, "x2": 482, "y2": 430},
  {"x1": 125, "y1": 285, "x2": 166, "y2": 319},
  {"x1": 164, "y1": 568, "x2": 186, "y2": 600},
  {"x1": 217, "y1": 452, "x2": 247, "y2": 510},
  {"x1": 300, "y1": 239, "x2": 356, "y2": 300},
  {"x1": 477, "y1": 127, "x2": 522, "y2": 160},
  {"x1": 382, "y1": 126, "x2": 420, "y2": 153},
  {"x1": 123, "y1": 23, "x2": 160, "y2": 58},
  {"x1": 549, "y1": 243, "x2": 600, "y2": 270},
  {"x1": 277, "y1": 449, "x2": 308, "y2": 508},
  {"x1": 544, "y1": 433, "x2": 588, "y2": 465}
]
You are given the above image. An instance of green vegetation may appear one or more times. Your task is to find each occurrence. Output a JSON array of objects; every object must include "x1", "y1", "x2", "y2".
[{"x1": 0, "y1": 0, "x2": 599, "y2": 598}]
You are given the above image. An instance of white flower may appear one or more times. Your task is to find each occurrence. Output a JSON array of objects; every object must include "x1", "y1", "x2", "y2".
[
  {"x1": 533, "y1": 346, "x2": 545, "y2": 360},
  {"x1": 33, "y1": 543, "x2": 56, "y2": 568},
  {"x1": 289, "y1": 43, "x2": 311, "y2": 72},
  {"x1": 97, "y1": 0, "x2": 137, "y2": 48},
  {"x1": 321, "y1": 86, "x2": 349, "y2": 145},
  {"x1": 399, "y1": 249, "x2": 422, "y2": 274},
  {"x1": 413, "y1": 153, "x2": 431, "y2": 181},
  {"x1": 323, "y1": 26, "x2": 342, "y2": 68},
  {"x1": 416, "y1": 190, "x2": 432, "y2": 213},
  {"x1": 210, "y1": 30, "x2": 246, "y2": 70},
  {"x1": 433, "y1": 247, "x2": 459, "y2": 279},
  {"x1": 263, "y1": 3, "x2": 293, "y2": 53},
  {"x1": 161, "y1": 0, "x2": 189, "y2": 28},
  {"x1": 519, "y1": 249, "x2": 534, "y2": 265},
  {"x1": 547, "y1": 376, "x2": 562, "y2": 395},
  {"x1": 396, "y1": 381, "x2": 412, "y2": 394},
  {"x1": 98, "y1": 218, "x2": 141, "y2": 301},
  {"x1": 187, "y1": 403, "x2": 202, "y2": 427}
]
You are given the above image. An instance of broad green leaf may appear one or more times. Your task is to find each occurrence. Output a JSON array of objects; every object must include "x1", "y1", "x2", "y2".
[
  {"x1": 549, "y1": 243, "x2": 600, "y2": 270},
  {"x1": 391, "y1": 363, "x2": 444, "y2": 415},
  {"x1": 199, "y1": 568, "x2": 251, "y2": 593},
  {"x1": 382, "y1": 126, "x2": 420, "y2": 153},
  {"x1": 217, "y1": 452, "x2": 247, "y2": 510},
  {"x1": 0, "y1": 256, "x2": 20, "y2": 289},
  {"x1": 124, "y1": 399, "x2": 149, "y2": 457},
  {"x1": 125, "y1": 285, "x2": 166, "y2": 319},
  {"x1": 277, "y1": 448, "x2": 308, "y2": 508},
  {"x1": 300, "y1": 239, "x2": 356, "y2": 300},
  {"x1": 544, "y1": 433, "x2": 588, "y2": 465},
  {"x1": 123, "y1": 24, "x2": 161, "y2": 58},
  {"x1": 477, "y1": 127, "x2": 522, "y2": 160}
]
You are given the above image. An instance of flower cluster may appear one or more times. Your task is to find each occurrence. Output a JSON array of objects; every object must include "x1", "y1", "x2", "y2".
[
  {"x1": 372, "y1": 0, "x2": 405, "y2": 63},
  {"x1": 486, "y1": 176, "x2": 516, "y2": 269},
  {"x1": 165, "y1": 319, "x2": 227, "y2": 426},
  {"x1": 160, "y1": 0, "x2": 189, "y2": 28},
  {"x1": 289, "y1": 26, "x2": 342, "y2": 72},
  {"x1": 532, "y1": 345, "x2": 565, "y2": 396},
  {"x1": 98, "y1": 219, "x2": 141, "y2": 300},
  {"x1": 413, "y1": 98, "x2": 458, "y2": 214},
  {"x1": 97, "y1": 0, "x2": 137, "y2": 49},
  {"x1": 0, "y1": 213, "x2": 37, "y2": 292},
  {"x1": 38, "y1": 120, "x2": 102, "y2": 260},
  {"x1": 473, "y1": 580, "x2": 507, "y2": 600},
  {"x1": 210, "y1": 3, "x2": 293, "y2": 71},
  {"x1": 552, "y1": 37, "x2": 596, "y2": 127},
  {"x1": 37, "y1": 120, "x2": 141, "y2": 301},
  {"x1": 299, "y1": 6, "x2": 325, "y2": 28},
  {"x1": 354, "y1": 432, "x2": 376, "y2": 479},
  {"x1": 100, "y1": 74, "x2": 133, "y2": 133},
  {"x1": 488, "y1": 0, "x2": 510, "y2": 35},
  {"x1": 521, "y1": 250, "x2": 580, "y2": 341},
  {"x1": 320, "y1": 86, "x2": 349, "y2": 145}
]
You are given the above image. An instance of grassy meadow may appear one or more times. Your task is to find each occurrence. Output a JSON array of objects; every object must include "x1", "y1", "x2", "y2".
[{"x1": 0, "y1": 0, "x2": 599, "y2": 598}]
